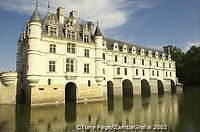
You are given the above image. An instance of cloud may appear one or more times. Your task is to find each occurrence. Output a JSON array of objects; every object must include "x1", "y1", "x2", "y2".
[
  {"x1": 183, "y1": 41, "x2": 200, "y2": 52},
  {"x1": 0, "y1": 0, "x2": 157, "y2": 29}
]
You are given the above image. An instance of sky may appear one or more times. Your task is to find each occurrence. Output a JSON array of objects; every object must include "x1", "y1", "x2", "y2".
[{"x1": 0, "y1": 0, "x2": 199, "y2": 72}]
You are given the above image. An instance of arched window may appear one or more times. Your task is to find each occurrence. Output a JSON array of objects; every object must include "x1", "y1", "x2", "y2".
[{"x1": 117, "y1": 67, "x2": 120, "y2": 75}]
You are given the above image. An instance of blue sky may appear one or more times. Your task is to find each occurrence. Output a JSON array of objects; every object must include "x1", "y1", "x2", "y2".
[{"x1": 0, "y1": 0, "x2": 199, "y2": 72}]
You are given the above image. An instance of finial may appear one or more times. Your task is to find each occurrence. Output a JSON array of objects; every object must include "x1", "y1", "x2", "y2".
[
  {"x1": 48, "y1": 0, "x2": 50, "y2": 11},
  {"x1": 36, "y1": 0, "x2": 38, "y2": 8}
]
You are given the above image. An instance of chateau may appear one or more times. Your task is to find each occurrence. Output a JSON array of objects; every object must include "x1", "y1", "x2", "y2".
[{"x1": 14, "y1": 6, "x2": 180, "y2": 104}]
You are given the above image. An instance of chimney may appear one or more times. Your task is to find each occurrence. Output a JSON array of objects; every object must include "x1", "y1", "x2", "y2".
[{"x1": 57, "y1": 7, "x2": 65, "y2": 24}]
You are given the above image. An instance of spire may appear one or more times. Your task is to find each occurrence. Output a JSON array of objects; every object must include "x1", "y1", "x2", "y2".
[
  {"x1": 29, "y1": 8, "x2": 41, "y2": 22},
  {"x1": 94, "y1": 20, "x2": 103, "y2": 36},
  {"x1": 18, "y1": 33, "x2": 24, "y2": 42},
  {"x1": 48, "y1": 0, "x2": 50, "y2": 11},
  {"x1": 36, "y1": 0, "x2": 38, "y2": 8}
]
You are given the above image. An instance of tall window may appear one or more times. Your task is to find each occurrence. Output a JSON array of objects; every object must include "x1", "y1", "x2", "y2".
[
  {"x1": 67, "y1": 43, "x2": 76, "y2": 54},
  {"x1": 103, "y1": 69, "x2": 105, "y2": 74},
  {"x1": 150, "y1": 60, "x2": 152, "y2": 66},
  {"x1": 48, "y1": 79, "x2": 51, "y2": 85},
  {"x1": 156, "y1": 61, "x2": 159, "y2": 67},
  {"x1": 115, "y1": 55, "x2": 118, "y2": 62},
  {"x1": 102, "y1": 53, "x2": 105, "y2": 60},
  {"x1": 157, "y1": 71, "x2": 159, "y2": 77},
  {"x1": 152, "y1": 70, "x2": 154, "y2": 76},
  {"x1": 142, "y1": 70, "x2": 145, "y2": 76},
  {"x1": 49, "y1": 44, "x2": 56, "y2": 53},
  {"x1": 142, "y1": 59, "x2": 144, "y2": 65},
  {"x1": 66, "y1": 59, "x2": 75, "y2": 72},
  {"x1": 88, "y1": 80, "x2": 91, "y2": 87},
  {"x1": 133, "y1": 58, "x2": 136, "y2": 64},
  {"x1": 49, "y1": 61, "x2": 56, "y2": 72},
  {"x1": 117, "y1": 67, "x2": 120, "y2": 75},
  {"x1": 163, "y1": 62, "x2": 165, "y2": 67},
  {"x1": 136, "y1": 69, "x2": 138, "y2": 76},
  {"x1": 84, "y1": 64, "x2": 89, "y2": 73},
  {"x1": 124, "y1": 68, "x2": 127, "y2": 75},
  {"x1": 84, "y1": 34, "x2": 90, "y2": 43},
  {"x1": 170, "y1": 72, "x2": 172, "y2": 77},
  {"x1": 169, "y1": 63, "x2": 171, "y2": 68},
  {"x1": 84, "y1": 49, "x2": 89, "y2": 57},
  {"x1": 166, "y1": 71, "x2": 168, "y2": 77},
  {"x1": 124, "y1": 56, "x2": 127, "y2": 63},
  {"x1": 67, "y1": 30, "x2": 76, "y2": 40}
]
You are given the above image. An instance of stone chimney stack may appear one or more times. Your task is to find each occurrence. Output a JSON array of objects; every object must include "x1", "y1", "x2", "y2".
[
  {"x1": 57, "y1": 7, "x2": 65, "y2": 24},
  {"x1": 69, "y1": 10, "x2": 78, "y2": 18}
]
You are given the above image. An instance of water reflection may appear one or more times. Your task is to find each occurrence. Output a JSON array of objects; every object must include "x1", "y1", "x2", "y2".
[{"x1": 1, "y1": 93, "x2": 199, "y2": 132}]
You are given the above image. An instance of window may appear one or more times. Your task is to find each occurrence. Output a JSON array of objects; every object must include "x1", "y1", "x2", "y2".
[
  {"x1": 88, "y1": 80, "x2": 91, "y2": 87},
  {"x1": 66, "y1": 59, "x2": 75, "y2": 72},
  {"x1": 142, "y1": 59, "x2": 144, "y2": 65},
  {"x1": 163, "y1": 62, "x2": 165, "y2": 67},
  {"x1": 49, "y1": 61, "x2": 56, "y2": 72},
  {"x1": 50, "y1": 44, "x2": 56, "y2": 53},
  {"x1": 115, "y1": 55, "x2": 118, "y2": 62},
  {"x1": 84, "y1": 64, "x2": 89, "y2": 73},
  {"x1": 49, "y1": 27, "x2": 57, "y2": 37},
  {"x1": 157, "y1": 71, "x2": 159, "y2": 77},
  {"x1": 84, "y1": 34, "x2": 90, "y2": 43},
  {"x1": 84, "y1": 49, "x2": 89, "y2": 57},
  {"x1": 124, "y1": 56, "x2": 127, "y2": 63},
  {"x1": 67, "y1": 43, "x2": 76, "y2": 54},
  {"x1": 166, "y1": 71, "x2": 168, "y2": 77},
  {"x1": 150, "y1": 60, "x2": 152, "y2": 66},
  {"x1": 66, "y1": 30, "x2": 76, "y2": 40},
  {"x1": 48, "y1": 79, "x2": 51, "y2": 85},
  {"x1": 169, "y1": 63, "x2": 171, "y2": 68},
  {"x1": 142, "y1": 70, "x2": 145, "y2": 76},
  {"x1": 102, "y1": 53, "x2": 105, "y2": 60},
  {"x1": 133, "y1": 58, "x2": 136, "y2": 64},
  {"x1": 124, "y1": 68, "x2": 127, "y2": 75},
  {"x1": 152, "y1": 70, "x2": 154, "y2": 76},
  {"x1": 136, "y1": 69, "x2": 138, "y2": 76},
  {"x1": 170, "y1": 72, "x2": 172, "y2": 77},
  {"x1": 103, "y1": 69, "x2": 105, "y2": 74},
  {"x1": 156, "y1": 61, "x2": 159, "y2": 67},
  {"x1": 117, "y1": 67, "x2": 120, "y2": 75}
]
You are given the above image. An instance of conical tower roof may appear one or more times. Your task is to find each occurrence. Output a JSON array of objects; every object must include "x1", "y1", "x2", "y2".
[
  {"x1": 94, "y1": 22, "x2": 103, "y2": 36},
  {"x1": 29, "y1": 8, "x2": 41, "y2": 22}
]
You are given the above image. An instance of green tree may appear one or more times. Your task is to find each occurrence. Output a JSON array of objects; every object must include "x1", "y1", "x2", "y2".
[{"x1": 183, "y1": 46, "x2": 200, "y2": 86}]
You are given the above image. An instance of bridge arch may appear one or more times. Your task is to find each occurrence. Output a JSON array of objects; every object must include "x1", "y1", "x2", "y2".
[
  {"x1": 141, "y1": 79, "x2": 151, "y2": 97},
  {"x1": 65, "y1": 82, "x2": 77, "y2": 102},
  {"x1": 171, "y1": 80, "x2": 176, "y2": 94},
  {"x1": 122, "y1": 79, "x2": 133, "y2": 97},
  {"x1": 157, "y1": 80, "x2": 164, "y2": 96}
]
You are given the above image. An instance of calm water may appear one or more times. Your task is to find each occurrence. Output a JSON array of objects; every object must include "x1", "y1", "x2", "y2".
[{"x1": 0, "y1": 91, "x2": 200, "y2": 132}]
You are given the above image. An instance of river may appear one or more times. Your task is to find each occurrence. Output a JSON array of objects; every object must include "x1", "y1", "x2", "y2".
[{"x1": 0, "y1": 90, "x2": 200, "y2": 132}]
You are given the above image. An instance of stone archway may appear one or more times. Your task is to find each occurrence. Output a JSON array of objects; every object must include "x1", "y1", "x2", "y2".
[
  {"x1": 122, "y1": 79, "x2": 133, "y2": 97},
  {"x1": 65, "y1": 82, "x2": 77, "y2": 102},
  {"x1": 157, "y1": 80, "x2": 164, "y2": 96},
  {"x1": 171, "y1": 80, "x2": 176, "y2": 94},
  {"x1": 141, "y1": 79, "x2": 151, "y2": 97}
]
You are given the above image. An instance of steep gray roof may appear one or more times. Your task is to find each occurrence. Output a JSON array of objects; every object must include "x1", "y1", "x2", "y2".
[
  {"x1": 104, "y1": 37, "x2": 164, "y2": 55},
  {"x1": 29, "y1": 8, "x2": 41, "y2": 22},
  {"x1": 94, "y1": 25, "x2": 103, "y2": 36}
]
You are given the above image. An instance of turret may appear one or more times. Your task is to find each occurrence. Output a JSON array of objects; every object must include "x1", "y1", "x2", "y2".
[{"x1": 94, "y1": 21, "x2": 103, "y2": 48}]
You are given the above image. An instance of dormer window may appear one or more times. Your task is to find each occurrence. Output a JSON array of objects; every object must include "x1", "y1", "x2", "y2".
[
  {"x1": 123, "y1": 45, "x2": 127, "y2": 52},
  {"x1": 132, "y1": 47, "x2": 136, "y2": 54},
  {"x1": 155, "y1": 52, "x2": 159, "y2": 58},
  {"x1": 140, "y1": 49, "x2": 145, "y2": 55},
  {"x1": 66, "y1": 30, "x2": 76, "y2": 40},
  {"x1": 114, "y1": 43, "x2": 118, "y2": 51},
  {"x1": 162, "y1": 53, "x2": 165, "y2": 59},
  {"x1": 48, "y1": 26, "x2": 57, "y2": 37},
  {"x1": 148, "y1": 50, "x2": 152, "y2": 57},
  {"x1": 83, "y1": 34, "x2": 90, "y2": 43}
]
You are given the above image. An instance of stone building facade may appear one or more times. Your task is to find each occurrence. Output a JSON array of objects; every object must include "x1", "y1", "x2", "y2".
[{"x1": 16, "y1": 6, "x2": 178, "y2": 104}]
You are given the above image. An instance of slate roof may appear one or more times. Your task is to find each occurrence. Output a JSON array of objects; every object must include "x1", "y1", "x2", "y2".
[{"x1": 29, "y1": 8, "x2": 41, "y2": 22}]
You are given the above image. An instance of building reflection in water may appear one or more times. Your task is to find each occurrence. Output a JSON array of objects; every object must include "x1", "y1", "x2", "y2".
[{"x1": 0, "y1": 93, "x2": 182, "y2": 132}]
